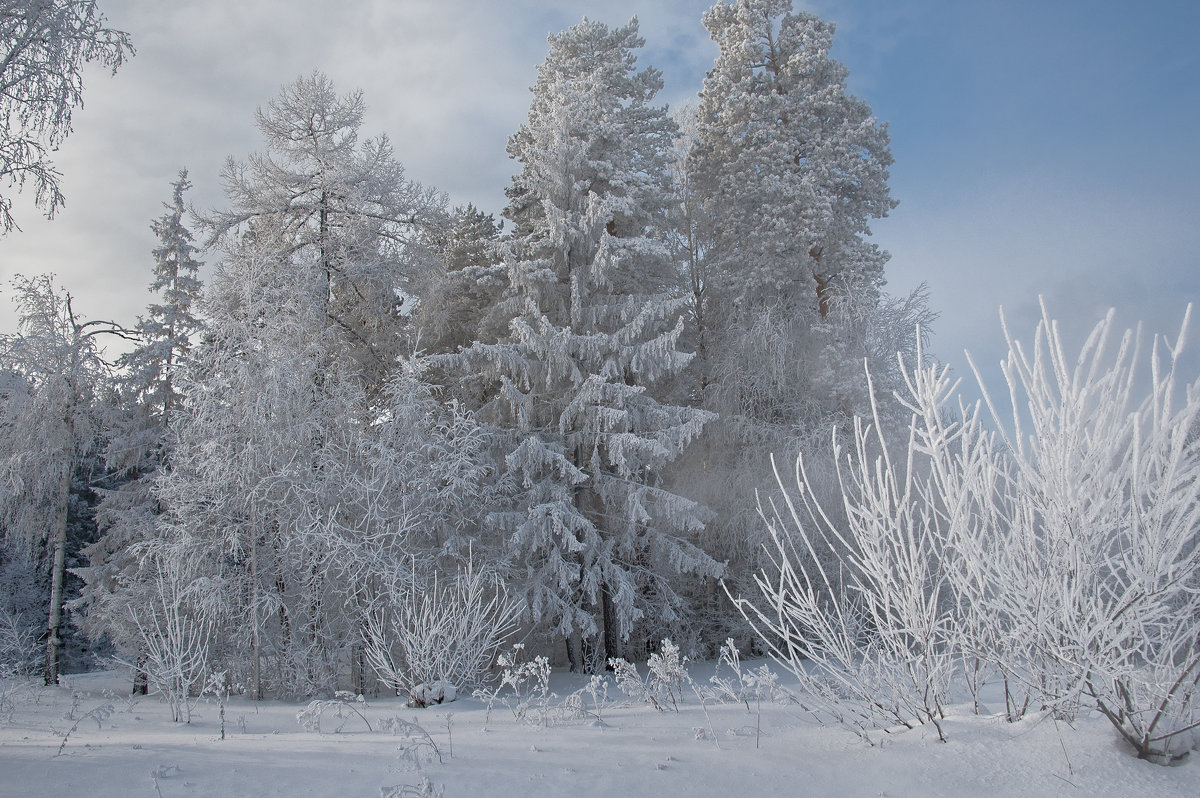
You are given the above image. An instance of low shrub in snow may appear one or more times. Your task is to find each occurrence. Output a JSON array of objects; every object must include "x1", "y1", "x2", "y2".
[
  {"x1": 735, "y1": 302, "x2": 1200, "y2": 763},
  {"x1": 610, "y1": 639, "x2": 690, "y2": 712},
  {"x1": 363, "y1": 556, "x2": 518, "y2": 708}
]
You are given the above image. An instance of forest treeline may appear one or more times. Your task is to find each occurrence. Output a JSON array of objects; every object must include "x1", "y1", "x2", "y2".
[{"x1": 0, "y1": 0, "x2": 918, "y2": 691}]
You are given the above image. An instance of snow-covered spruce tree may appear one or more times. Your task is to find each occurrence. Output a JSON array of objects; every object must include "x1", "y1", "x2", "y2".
[
  {"x1": 77, "y1": 171, "x2": 205, "y2": 693},
  {"x1": 0, "y1": 0, "x2": 133, "y2": 233},
  {"x1": 452, "y1": 19, "x2": 720, "y2": 669},
  {"x1": 113, "y1": 170, "x2": 205, "y2": 462},
  {"x1": 410, "y1": 204, "x2": 509, "y2": 358},
  {"x1": 0, "y1": 275, "x2": 131, "y2": 683},
  {"x1": 674, "y1": 0, "x2": 905, "y2": 646}
]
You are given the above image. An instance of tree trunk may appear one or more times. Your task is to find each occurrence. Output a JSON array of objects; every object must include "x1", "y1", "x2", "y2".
[
  {"x1": 565, "y1": 634, "x2": 582, "y2": 673},
  {"x1": 601, "y1": 582, "x2": 620, "y2": 665},
  {"x1": 249, "y1": 524, "x2": 262, "y2": 701},
  {"x1": 132, "y1": 653, "x2": 149, "y2": 695},
  {"x1": 43, "y1": 462, "x2": 72, "y2": 685}
]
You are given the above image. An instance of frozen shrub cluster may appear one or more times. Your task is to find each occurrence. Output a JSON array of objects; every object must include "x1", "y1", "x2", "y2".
[
  {"x1": 736, "y1": 302, "x2": 1200, "y2": 762},
  {"x1": 363, "y1": 557, "x2": 518, "y2": 708},
  {"x1": 611, "y1": 639, "x2": 690, "y2": 712},
  {"x1": 0, "y1": 606, "x2": 37, "y2": 679},
  {"x1": 707, "y1": 639, "x2": 782, "y2": 710}
]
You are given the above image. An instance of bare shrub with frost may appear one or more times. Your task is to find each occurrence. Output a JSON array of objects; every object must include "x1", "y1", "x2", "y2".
[
  {"x1": 610, "y1": 638, "x2": 691, "y2": 713},
  {"x1": 0, "y1": 605, "x2": 37, "y2": 678},
  {"x1": 707, "y1": 639, "x2": 783, "y2": 710},
  {"x1": 562, "y1": 674, "x2": 610, "y2": 724},
  {"x1": 381, "y1": 715, "x2": 443, "y2": 769},
  {"x1": 296, "y1": 691, "x2": 373, "y2": 733},
  {"x1": 363, "y1": 557, "x2": 518, "y2": 707},
  {"x1": 734, "y1": 300, "x2": 1200, "y2": 763},
  {"x1": 381, "y1": 777, "x2": 444, "y2": 798},
  {"x1": 128, "y1": 543, "x2": 217, "y2": 723},
  {"x1": 732, "y1": 364, "x2": 959, "y2": 741},
  {"x1": 965, "y1": 302, "x2": 1200, "y2": 763},
  {"x1": 53, "y1": 693, "x2": 114, "y2": 757},
  {"x1": 476, "y1": 644, "x2": 552, "y2": 725}
]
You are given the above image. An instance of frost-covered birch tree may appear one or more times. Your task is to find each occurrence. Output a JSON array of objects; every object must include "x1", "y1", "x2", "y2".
[
  {"x1": 455, "y1": 19, "x2": 720, "y2": 668},
  {"x1": 0, "y1": 274, "x2": 131, "y2": 683},
  {"x1": 0, "y1": 0, "x2": 132, "y2": 233},
  {"x1": 154, "y1": 231, "x2": 366, "y2": 697},
  {"x1": 149, "y1": 76, "x2": 487, "y2": 697}
]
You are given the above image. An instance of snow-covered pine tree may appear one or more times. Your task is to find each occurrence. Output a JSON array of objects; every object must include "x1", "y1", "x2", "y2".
[
  {"x1": 674, "y1": 1, "x2": 910, "y2": 641},
  {"x1": 456, "y1": 18, "x2": 720, "y2": 668},
  {"x1": 77, "y1": 171, "x2": 205, "y2": 693},
  {"x1": 692, "y1": 0, "x2": 894, "y2": 318}
]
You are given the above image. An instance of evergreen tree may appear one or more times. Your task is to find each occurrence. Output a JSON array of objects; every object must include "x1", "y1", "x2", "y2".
[
  {"x1": 692, "y1": 0, "x2": 895, "y2": 320},
  {"x1": 77, "y1": 171, "x2": 205, "y2": 692},
  {"x1": 200, "y1": 71, "x2": 446, "y2": 391},
  {"x1": 456, "y1": 19, "x2": 720, "y2": 668},
  {"x1": 675, "y1": 1, "x2": 912, "y2": 641},
  {"x1": 410, "y1": 204, "x2": 508, "y2": 357}
]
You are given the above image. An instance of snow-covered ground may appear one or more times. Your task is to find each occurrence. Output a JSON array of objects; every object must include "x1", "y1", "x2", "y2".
[{"x1": 2, "y1": 666, "x2": 1198, "y2": 798}]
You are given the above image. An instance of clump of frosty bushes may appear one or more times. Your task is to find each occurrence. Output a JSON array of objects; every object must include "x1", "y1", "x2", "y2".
[
  {"x1": 363, "y1": 557, "x2": 519, "y2": 707},
  {"x1": 735, "y1": 302, "x2": 1200, "y2": 763}
]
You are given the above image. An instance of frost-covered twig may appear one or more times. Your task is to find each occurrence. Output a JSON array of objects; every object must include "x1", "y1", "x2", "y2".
[
  {"x1": 380, "y1": 777, "x2": 444, "y2": 798},
  {"x1": 297, "y1": 691, "x2": 374, "y2": 733},
  {"x1": 53, "y1": 698, "x2": 114, "y2": 757},
  {"x1": 381, "y1": 715, "x2": 443, "y2": 770}
]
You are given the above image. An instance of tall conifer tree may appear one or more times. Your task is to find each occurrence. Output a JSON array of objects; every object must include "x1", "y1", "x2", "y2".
[{"x1": 458, "y1": 19, "x2": 720, "y2": 667}]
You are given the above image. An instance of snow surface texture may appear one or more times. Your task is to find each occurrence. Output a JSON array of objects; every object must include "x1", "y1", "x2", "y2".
[{"x1": 2, "y1": 667, "x2": 1198, "y2": 797}]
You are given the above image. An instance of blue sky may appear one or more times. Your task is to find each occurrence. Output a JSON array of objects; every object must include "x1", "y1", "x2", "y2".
[{"x1": 2, "y1": 0, "x2": 1197, "y2": 391}]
